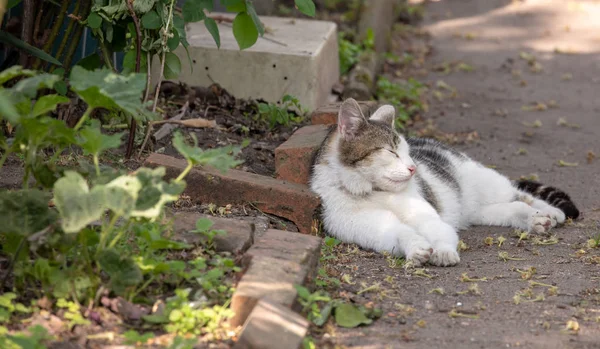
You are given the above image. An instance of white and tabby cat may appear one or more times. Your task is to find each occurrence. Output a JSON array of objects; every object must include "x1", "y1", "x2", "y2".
[{"x1": 309, "y1": 98, "x2": 579, "y2": 267}]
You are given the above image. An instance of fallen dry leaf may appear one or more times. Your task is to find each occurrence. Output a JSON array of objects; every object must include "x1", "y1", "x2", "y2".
[
  {"x1": 557, "y1": 160, "x2": 578, "y2": 167},
  {"x1": 587, "y1": 151, "x2": 596, "y2": 163}
]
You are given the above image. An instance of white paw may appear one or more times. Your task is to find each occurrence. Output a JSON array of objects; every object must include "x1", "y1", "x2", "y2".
[
  {"x1": 406, "y1": 242, "x2": 433, "y2": 267},
  {"x1": 529, "y1": 213, "x2": 553, "y2": 234},
  {"x1": 430, "y1": 245, "x2": 460, "y2": 267}
]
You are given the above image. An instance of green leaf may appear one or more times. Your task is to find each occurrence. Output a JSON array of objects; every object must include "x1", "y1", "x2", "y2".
[
  {"x1": 295, "y1": 0, "x2": 316, "y2": 17},
  {"x1": 0, "y1": 65, "x2": 37, "y2": 85},
  {"x1": 32, "y1": 94, "x2": 69, "y2": 117},
  {"x1": 97, "y1": 248, "x2": 143, "y2": 295},
  {"x1": 69, "y1": 66, "x2": 156, "y2": 122},
  {"x1": 104, "y1": 175, "x2": 142, "y2": 217},
  {"x1": 141, "y1": 10, "x2": 161, "y2": 29},
  {"x1": 0, "y1": 31, "x2": 62, "y2": 66},
  {"x1": 163, "y1": 52, "x2": 181, "y2": 80},
  {"x1": 334, "y1": 303, "x2": 372, "y2": 328},
  {"x1": 142, "y1": 314, "x2": 169, "y2": 324},
  {"x1": 131, "y1": 167, "x2": 184, "y2": 219},
  {"x1": 0, "y1": 89, "x2": 19, "y2": 123},
  {"x1": 123, "y1": 330, "x2": 154, "y2": 345},
  {"x1": 313, "y1": 302, "x2": 333, "y2": 327},
  {"x1": 172, "y1": 131, "x2": 245, "y2": 172},
  {"x1": 195, "y1": 218, "x2": 214, "y2": 232},
  {"x1": 12, "y1": 73, "x2": 60, "y2": 98},
  {"x1": 294, "y1": 284, "x2": 311, "y2": 300},
  {"x1": 87, "y1": 12, "x2": 103, "y2": 29},
  {"x1": 0, "y1": 189, "x2": 57, "y2": 236},
  {"x1": 53, "y1": 171, "x2": 106, "y2": 233},
  {"x1": 78, "y1": 119, "x2": 124, "y2": 157},
  {"x1": 232, "y1": 12, "x2": 258, "y2": 50},
  {"x1": 204, "y1": 18, "x2": 220, "y2": 48},
  {"x1": 222, "y1": 0, "x2": 246, "y2": 12},
  {"x1": 75, "y1": 53, "x2": 102, "y2": 71},
  {"x1": 122, "y1": 50, "x2": 148, "y2": 73},
  {"x1": 246, "y1": 3, "x2": 264, "y2": 37},
  {"x1": 167, "y1": 29, "x2": 180, "y2": 51},
  {"x1": 173, "y1": 15, "x2": 189, "y2": 47},
  {"x1": 182, "y1": 0, "x2": 212, "y2": 22}
]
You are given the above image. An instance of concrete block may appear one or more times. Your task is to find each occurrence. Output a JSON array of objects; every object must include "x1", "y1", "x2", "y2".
[
  {"x1": 233, "y1": 299, "x2": 308, "y2": 349},
  {"x1": 275, "y1": 124, "x2": 333, "y2": 185},
  {"x1": 152, "y1": 13, "x2": 340, "y2": 111},
  {"x1": 143, "y1": 153, "x2": 321, "y2": 234}
]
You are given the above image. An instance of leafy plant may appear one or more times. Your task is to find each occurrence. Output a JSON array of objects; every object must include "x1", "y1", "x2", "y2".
[
  {"x1": 376, "y1": 76, "x2": 427, "y2": 129},
  {"x1": 257, "y1": 94, "x2": 307, "y2": 129},
  {"x1": 338, "y1": 29, "x2": 375, "y2": 75}
]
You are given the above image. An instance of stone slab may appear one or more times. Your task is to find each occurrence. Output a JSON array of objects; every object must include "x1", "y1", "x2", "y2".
[
  {"x1": 144, "y1": 153, "x2": 320, "y2": 234},
  {"x1": 233, "y1": 299, "x2": 309, "y2": 349},
  {"x1": 151, "y1": 13, "x2": 340, "y2": 111},
  {"x1": 275, "y1": 124, "x2": 333, "y2": 185},
  {"x1": 311, "y1": 100, "x2": 379, "y2": 125},
  {"x1": 230, "y1": 229, "x2": 321, "y2": 327},
  {"x1": 168, "y1": 211, "x2": 255, "y2": 256}
]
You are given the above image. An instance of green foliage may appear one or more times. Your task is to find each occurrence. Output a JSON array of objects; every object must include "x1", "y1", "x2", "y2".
[
  {"x1": 338, "y1": 29, "x2": 375, "y2": 75},
  {"x1": 294, "y1": 285, "x2": 382, "y2": 328},
  {"x1": 0, "y1": 325, "x2": 53, "y2": 349},
  {"x1": 0, "y1": 293, "x2": 31, "y2": 324},
  {"x1": 376, "y1": 76, "x2": 427, "y2": 129},
  {"x1": 257, "y1": 94, "x2": 307, "y2": 129},
  {"x1": 0, "y1": 31, "x2": 62, "y2": 67}
]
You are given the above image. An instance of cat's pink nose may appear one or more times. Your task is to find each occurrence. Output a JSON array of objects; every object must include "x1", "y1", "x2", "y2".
[{"x1": 408, "y1": 165, "x2": 416, "y2": 175}]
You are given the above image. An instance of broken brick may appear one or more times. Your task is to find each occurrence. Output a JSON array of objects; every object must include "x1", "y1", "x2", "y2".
[
  {"x1": 233, "y1": 299, "x2": 308, "y2": 349},
  {"x1": 310, "y1": 100, "x2": 378, "y2": 125},
  {"x1": 230, "y1": 229, "x2": 321, "y2": 327},
  {"x1": 144, "y1": 153, "x2": 320, "y2": 234},
  {"x1": 275, "y1": 124, "x2": 333, "y2": 185}
]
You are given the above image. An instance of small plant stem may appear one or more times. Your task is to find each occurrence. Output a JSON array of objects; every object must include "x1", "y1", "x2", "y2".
[
  {"x1": 151, "y1": 0, "x2": 176, "y2": 113},
  {"x1": 175, "y1": 161, "x2": 193, "y2": 182},
  {"x1": 0, "y1": 237, "x2": 26, "y2": 289},
  {"x1": 51, "y1": 0, "x2": 81, "y2": 71},
  {"x1": 99, "y1": 214, "x2": 120, "y2": 250},
  {"x1": 108, "y1": 227, "x2": 127, "y2": 249},
  {"x1": 124, "y1": 0, "x2": 143, "y2": 159},
  {"x1": 99, "y1": 40, "x2": 115, "y2": 72},
  {"x1": 62, "y1": 0, "x2": 91, "y2": 71},
  {"x1": 74, "y1": 106, "x2": 94, "y2": 130},
  {"x1": 0, "y1": 148, "x2": 12, "y2": 172},
  {"x1": 93, "y1": 154, "x2": 100, "y2": 176},
  {"x1": 33, "y1": 0, "x2": 69, "y2": 70},
  {"x1": 129, "y1": 276, "x2": 155, "y2": 302}
]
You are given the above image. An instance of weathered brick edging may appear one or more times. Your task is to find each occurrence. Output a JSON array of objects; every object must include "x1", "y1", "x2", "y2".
[{"x1": 144, "y1": 153, "x2": 320, "y2": 234}]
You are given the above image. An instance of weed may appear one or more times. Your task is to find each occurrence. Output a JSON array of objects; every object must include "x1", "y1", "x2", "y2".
[
  {"x1": 428, "y1": 287, "x2": 445, "y2": 295},
  {"x1": 498, "y1": 251, "x2": 526, "y2": 262},
  {"x1": 457, "y1": 283, "x2": 482, "y2": 296},
  {"x1": 338, "y1": 29, "x2": 375, "y2": 75},
  {"x1": 375, "y1": 76, "x2": 427, "y2": 129},
  {"x1": 460, "y1": 273, "x2": 488, "y2": 283},
  {"x1": 256, "y1": 94, "x2": 307, "y2": 129},
  {"x1": 448, "y1": 309, "x2": 479, "y2": 319}
]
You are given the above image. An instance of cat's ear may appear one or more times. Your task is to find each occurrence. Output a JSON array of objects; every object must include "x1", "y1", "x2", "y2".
[
  {"x1": 369, "y1": 105, "x2": 395, "y2": 127},
  {"x1": 338, "y1": 98, "x2": 366, "y2": 140}
]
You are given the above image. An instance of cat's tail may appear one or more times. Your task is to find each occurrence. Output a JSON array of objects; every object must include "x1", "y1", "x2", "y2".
[{"x1": 515, "y1": 179, "x2": 580, "y2": 219}]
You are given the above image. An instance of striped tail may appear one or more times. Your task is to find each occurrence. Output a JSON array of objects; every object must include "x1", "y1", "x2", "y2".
[{"x1": 515, "y1": 180, "x2": 580, "y2": 219}]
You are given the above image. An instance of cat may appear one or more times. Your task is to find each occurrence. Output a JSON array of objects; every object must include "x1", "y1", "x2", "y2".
[{"x1": 309, "y1": 98, "x2": 579, "y2": 267}]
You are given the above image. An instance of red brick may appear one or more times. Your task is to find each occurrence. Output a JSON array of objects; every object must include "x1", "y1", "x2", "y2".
[
  {"x1": 233, "y1": 299, "x2": 308, "y2": 349},
  {"x1": 275, "y1": 124, "x2": 332, "y2": 185},
  {"x1": 230, "y1": 229, "x2": 321, "y2": 327},
  {"x1": 144, "y1": 153, "x2": 320, "y2": 234},
  {"x1": 169, "y1": 211, "x2": 257, "y2": 256},
  {"x1": 310, "y1": 100, "x2": 378, "y2": 125}
]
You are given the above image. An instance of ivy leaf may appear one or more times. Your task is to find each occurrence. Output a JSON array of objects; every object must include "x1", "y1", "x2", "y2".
[
  {"x1": 167, "y1": 29, "x2": 180, "y2": 51},
  {"x1": 141, "y1": 10, "x2": 161, "y2": 30},
  {"x1": 172, "y1": 131, "x2": 245, "y2": 172},
  {"x1": 131, "y1": 167, "x2": 185, "y2": 219},
  {"x1": 246, "y1": 2, "x2": 264, "y2": 37},
  {"x1": 232, "y1": 12, "x2": 258, "y2": 50},
  {"x1": 69, "y1": 66, "x2": 156, "y2": 122},
  {"x1": 103, "y1": 175, "x2": 142, "y2": 218},
  {"x1": 204, "y1": 18, "x2": 220, "y2": 48},
  {"x1": 87, "y1": 13, "x2": 103, "y2": 29},
  {"x1": 313, "y1": 302, "x2": 333, "y2": 327},
  {"x1": 163, "y1": 52, "x2": 181, "y2": 80},
  {"x1": 97, "y1": 248, "x2": 143, "y2": 295},
  {"x1": 122, "y1": 50, "x2": 148, "y2": 74},
  {"x1": 0, "y1": 189, "x2": 57, "y2": 236},
  {"x1": 173, "y1": 15, "x2": 189, "y2": 47},
  {"x1": 32, "y1": 94, "x2": 69, "y2": 117},
  {"x1": 12, "y1": 73, "x2": 60, "y2": 98},
  {"x1": 295, "y1": 0, "x2": 316, "y2": 17},
  {"x1": 222, "y1": 0, "x2": 246, "y2": 12},
  {"x1": 53, "y1": 171, "x2": 106, "y2": 233},
  {"x1": 77, "y1": 119, "x2": 124, "y2": 158},
  {"x1": 334, "y1": 303, "x2": 373, "y2": 328},
  {"x1": 0, "y1": 65, "x2": 37, "y2": 85},
  {"x1": 0, "y1": 89, "x2": 19, "y2": 123},
  {"x1": 75, "y1": 53, "x2": 102, "y2": 71},
  {"x1": 294, "y1": 284, "x2": 311, "y2": 300}
]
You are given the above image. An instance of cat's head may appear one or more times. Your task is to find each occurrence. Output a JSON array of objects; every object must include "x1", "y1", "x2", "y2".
[{"x1": 337, "y1": 98, "x2": 416, "y2": 192}]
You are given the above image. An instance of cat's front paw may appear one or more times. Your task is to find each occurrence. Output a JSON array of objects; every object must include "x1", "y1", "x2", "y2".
[
  {"x1": 529, "y1": 213, "x2": 553, "y2": 234},
  {"x1": 406, "y1": 243, "x2": 433, "y2": 266},
  {"x1": 430, "y1": 245, "x2": 460, "y2": 267}
]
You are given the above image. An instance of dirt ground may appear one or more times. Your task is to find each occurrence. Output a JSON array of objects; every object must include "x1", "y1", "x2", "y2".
[{"x1": 319, "y1": 1, "x2": 600, "y2": 348}]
